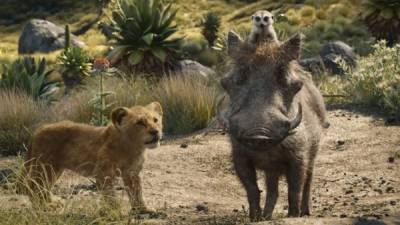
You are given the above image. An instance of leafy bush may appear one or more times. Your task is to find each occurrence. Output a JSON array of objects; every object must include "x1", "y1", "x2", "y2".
[
  {"x1": 201, "y1": 11, "x2": 221, "y2": 47},
  {"x1": 150, "y1": 74, "x2": 219, "y2": 135},
  {"x1": 58, "y1": 26, "x2": 92, "y2": 92},
  {"x1": 0, "y1": 90, "x2": 53, "y2": 156},
  {"x1": 0, "y1": 57, "x2": 61, "y2": 101},
  {"x1": 345, "y1": 42, "x2": 400, "y2": 118},
  {"x1": 107, "y1": 0, "x2": 183, "y2": 74}
]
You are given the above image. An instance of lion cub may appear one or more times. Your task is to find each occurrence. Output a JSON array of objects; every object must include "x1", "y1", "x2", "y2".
[{"x1": 24, "y1": 102, "x2": 163, "y2": 212}]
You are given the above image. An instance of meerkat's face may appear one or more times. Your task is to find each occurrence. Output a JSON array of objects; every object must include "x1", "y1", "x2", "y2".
[{"x1": 252, "y1": 10, "x2": 274, "y2": 28}]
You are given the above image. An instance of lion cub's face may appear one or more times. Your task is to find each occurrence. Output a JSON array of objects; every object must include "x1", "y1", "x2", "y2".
[{"x1": 111, "y1": 102, "x2": 163, "y2": 149}]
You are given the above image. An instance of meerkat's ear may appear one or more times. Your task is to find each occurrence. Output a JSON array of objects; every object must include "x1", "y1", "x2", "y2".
[
  {"x1": 227, "y1": 30, "x2": 243, "y2": 57},
  {"x1": 111, "y1": 107, "x2": 129, "y2": 127},
  {"x1": 147, "y1": 102, "x2": 163, "y2": 116},
  {"x1": 280, "y1": 33, "x2": 304, "y2": 62}
]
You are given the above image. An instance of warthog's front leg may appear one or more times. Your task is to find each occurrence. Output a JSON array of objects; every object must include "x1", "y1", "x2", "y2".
[
  {"x1": 122, "y1": 170, "x2": 148, "y2": 213},
  {"x1": 263, "y1": 173, "x2": 279, "y2": 219},
  {"x1": 286, "y1": 164, "x2": 305, "y2": 217},
  {"x1": 233, "y1": 149, "x2": 261, "y2": 221}
]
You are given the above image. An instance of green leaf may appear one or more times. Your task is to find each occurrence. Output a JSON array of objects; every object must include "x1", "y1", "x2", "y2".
[
  {"x1": 142, "y1": 33, "x2": 154, "y2": 45},
  {"x1": 108, "y1": 45, "x2": 130, "y2": 64},
  {"x1": 152, "y1": 47, "x2": 167, "y2": 62},
  {"x1": 380, "y1": 8, "x2": 394, "y2": 19},
  {"x1": 128, "y1": 50, "x2": 144, "y2": 65}
]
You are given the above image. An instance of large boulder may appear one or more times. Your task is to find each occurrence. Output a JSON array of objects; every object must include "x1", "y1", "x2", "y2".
[
  {"x1": 319, "y1": 41, "x2": 357, "y2": 75},
  {"x1": 174, "y1": 60, "x2": 216, "y2": 79},
  {"x1": 18, "y1": 19, "x2": 85, "y2": 54}
]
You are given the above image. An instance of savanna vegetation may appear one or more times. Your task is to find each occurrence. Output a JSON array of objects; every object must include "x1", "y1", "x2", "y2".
[{"x1": 0, "y1": 0, "x2": 399, "y2": 224}]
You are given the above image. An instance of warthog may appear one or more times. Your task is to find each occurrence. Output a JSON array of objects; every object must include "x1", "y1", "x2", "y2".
[{"x1": 219, "y1": 32, "x2": 328, "y2": 221}]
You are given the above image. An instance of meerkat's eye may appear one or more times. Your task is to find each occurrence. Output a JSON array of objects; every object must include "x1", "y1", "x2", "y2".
[
  {"x1": 255, "y1": 16, "x2": 261, "y2": 22},
  {"x1": 136, "y1": 119, "x2": 146, "y2": 127},
  {"x1": 263, "y1": 16, "x2": 269, "y2": 22},
  {"x1": 153, "y1": 118, "x2": 158, "y2": 123}
]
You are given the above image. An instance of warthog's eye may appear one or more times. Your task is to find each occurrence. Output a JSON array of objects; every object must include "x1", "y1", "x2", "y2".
[{"x1": 136, "y1": 119, "x2": 146, "y2": 127}]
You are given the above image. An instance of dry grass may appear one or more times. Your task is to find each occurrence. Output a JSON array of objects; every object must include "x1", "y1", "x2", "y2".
[
  {"x1": 0, "y1": 90, "x2": 53, "y2": 156},
  {"x1": 150, "y1": 74, "x2": 220, "y2": 135}
]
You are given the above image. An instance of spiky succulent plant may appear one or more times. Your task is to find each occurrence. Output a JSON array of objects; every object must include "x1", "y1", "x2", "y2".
[
  {"x1": 362, "y1": 0, "x2": 400, "y2": 46},
  {"x1": 107, "y1": 0, "x2": 183, "y2": 74},
  {"x1": 201, "y1": 11, "x2": 221, "y2": 47}
]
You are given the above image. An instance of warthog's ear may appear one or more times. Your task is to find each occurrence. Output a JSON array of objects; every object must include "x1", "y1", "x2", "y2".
[
  {"x1": 147, "y1": 102, "x2": 163, "y2": 116},
  {"x1": 227, "y1": 30, "x2": 243, "y2": 57},
  {"x1": 111, "y1": 107, "x2": 129, "y2": 127},
  {"x1": 281, "y1": 33, "x2": 304, "y2": 62}
]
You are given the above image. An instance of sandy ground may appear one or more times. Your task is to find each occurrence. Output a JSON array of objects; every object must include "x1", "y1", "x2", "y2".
[{"x1": 0, "y1": 109, "x2": 399, "y2": 225}]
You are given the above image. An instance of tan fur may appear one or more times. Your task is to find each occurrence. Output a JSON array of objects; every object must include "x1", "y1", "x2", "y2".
[
  {"x1": 24, "y1": 102, "x2": 163, "y2": 212},
  {"x1": 248, "y1": 10, "x2": 278, "y2": 45}
]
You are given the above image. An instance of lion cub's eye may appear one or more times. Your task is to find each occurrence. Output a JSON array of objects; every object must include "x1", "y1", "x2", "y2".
[
  {"x1": 136, "y1": 119, "x2": 146, "y2": 127},
  {"x1": 153, "y1": 118, "x2": 158, "y2": 123}
]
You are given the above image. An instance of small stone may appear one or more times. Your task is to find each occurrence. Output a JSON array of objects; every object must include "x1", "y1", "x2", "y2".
[
  {"x1": 180, "y1": 143, "x2": 188, "y2": 149},
  {"x1": 345, "y1": 190, "x2": 354, "y2": 194},
  {"x1": 233, "y1": 209, "x2": 239, "y2": 212},
  {"x1": 386, "y1": 187, "x2": 394, "y2": 193},
  {"x1": 337, "y1": 140, "x2": 345, "y2": 146},
  {"x1": 196, "y1": 203, "x2": 208, "y2": 212},
  {"x1": 340, "y1": 214, "x2": 347, "y2": 218},
  {"x1": 389, "y1": 200, "x2": 396, "y2": 206},
  {"x1": 388, "y1": 157, "x2": 395, "y2": 163}
]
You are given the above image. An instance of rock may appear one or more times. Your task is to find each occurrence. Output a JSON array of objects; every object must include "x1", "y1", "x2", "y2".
[
  {"x1": 0, "y1": 168, "x2": 14, "y2": 184},
  {"x1": 195, "y1": 203, "x2": 208, "y2": 212},
  {"x1": 18, "y1": 19, "x2": 85, "y2": 54},
  {"x1": 388, "y1": 156, "x2": 395, "y2": 163},
  {"x1": 299, "y1": 57, "x2": 325, "y2": 75},
  {"x1": 390, "y1": 200, "x2": 396, "y2": 206},
  {"x1": 337, "y1": 140, "x2": 346, "y2": 146},
  {"x1": 174, "y1": 60, "x2": 216, "y2": 79},
  {"x1": 319, "y1": 41, "x2": 357, "y2": 75},
  {"x1": 180, "y1": 143, "x2": 188, "y2": 149}
]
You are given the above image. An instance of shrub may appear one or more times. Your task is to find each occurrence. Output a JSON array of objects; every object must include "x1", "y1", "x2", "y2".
[
  {"x1": 0, "y1": 90, "x2": 52, "y2": 156},
  {"x1": 0, "y1": 57, "x2": 61, "y2": 102},
  {"x1": 150, "y1": 74, "x2": 219, "y2": 135},
  {"x1": 362, "y1": 0, "x2": 400, "y2": 46},
  {"x1": 107, "y1": 0, "x2": 183, "y2": 75},
  {"x1": 345, "y1": 41, "x2": 400, "y2": 118},
  {"x1": 58, "y1": 26, "x2": 92, "y2": 92},
  {"x1": 201, "y1": 11, "x2": 221, "y2": 48}
]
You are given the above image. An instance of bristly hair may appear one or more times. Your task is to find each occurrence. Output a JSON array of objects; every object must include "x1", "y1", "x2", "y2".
[{"x1": 232, "y1": 42, "x2": 282, "y2": 66}]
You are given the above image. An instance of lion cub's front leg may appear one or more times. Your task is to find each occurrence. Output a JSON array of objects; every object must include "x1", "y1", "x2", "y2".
[{"x1": 122, "y1": 169, "x2": 150, "y2": 213}]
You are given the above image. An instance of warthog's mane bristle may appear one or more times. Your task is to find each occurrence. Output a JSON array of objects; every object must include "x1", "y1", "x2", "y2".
[{"x1": 234, "y1": 42, "x2": 281, "y2": 66}]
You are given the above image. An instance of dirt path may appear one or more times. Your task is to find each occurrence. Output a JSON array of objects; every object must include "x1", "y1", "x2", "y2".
[{"x1": 0, "y1": 109, "x2": 399, "y2": 225}]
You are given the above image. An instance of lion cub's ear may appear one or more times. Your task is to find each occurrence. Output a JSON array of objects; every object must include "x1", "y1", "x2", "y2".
[
  {"x1": 111, "y1": 107, "x2": 129, "y2": 127},
  {"x1": 147, "y1": 102, "x2": 163, "y2": 116}
]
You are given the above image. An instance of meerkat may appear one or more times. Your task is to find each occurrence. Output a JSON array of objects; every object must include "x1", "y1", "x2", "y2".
[{"x1": 248, "y1": 10, "x2": 278, "y2": 45}]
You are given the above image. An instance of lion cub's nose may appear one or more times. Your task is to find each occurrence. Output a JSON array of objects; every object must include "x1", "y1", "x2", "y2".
[{"x1": 149, "y1": 130, "x2": 160, "y2": 141}]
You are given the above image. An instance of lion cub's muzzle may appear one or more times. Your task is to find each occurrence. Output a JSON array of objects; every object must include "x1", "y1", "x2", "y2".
[{"x1": 144, "y1": 130, "x2": 161, "y2": 149}]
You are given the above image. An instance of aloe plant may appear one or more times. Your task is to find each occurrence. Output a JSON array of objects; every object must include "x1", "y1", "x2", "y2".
[
  {"x1": 0, "y1": 57, "x2": 61, "y2": 101},
  {"x1": 362, "y1": 0, "x2": 400, "y2": 46},
  {"x1": 58, "y1": 25, "x2": 92, "y2": 92},
  {"x1": 107, "y1": 0, "x2": 183, "y2": 74},
  {"x1": 201, "y1": 12, "x2": 221, "y2": 47}
]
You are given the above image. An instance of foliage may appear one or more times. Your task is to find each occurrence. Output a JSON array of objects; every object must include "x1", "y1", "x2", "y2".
[
  {"x1": 88, "y1": 58, "x2": 115, "y2": 126},
  {"x1": 0, "y1": 57, "x2": 60, "y2": 101},
  {"x1": 201, "y1": 11, "x2": 221, "y2": 47},
  {"x1": 344, "y1": 41, "x2": 400, "y2": 118},
  {"x1": 107, "y1": 0, "x2": 183, "y2": 74},
  {"x1": 150, "y1": 74, "x2": 219, "y2": 135},
  {"x1": 58, "y1": 25, "x2": 92, "y2": 91},
  {"x1": 0, "y1": 90, "x2": 53, "y2": 156},
  {"x1": 361, "y1": 0, "x2": 400, "y2": 46}
]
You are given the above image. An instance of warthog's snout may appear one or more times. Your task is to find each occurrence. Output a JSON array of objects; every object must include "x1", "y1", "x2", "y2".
[{"x1": 235, "y1": 104, "x2": 303, "y2": 149}]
